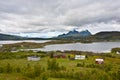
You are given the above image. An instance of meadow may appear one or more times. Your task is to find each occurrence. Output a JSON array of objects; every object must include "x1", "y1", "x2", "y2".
[{"x1": 0, "y1": 51, "x2": 120, "y2": 80}]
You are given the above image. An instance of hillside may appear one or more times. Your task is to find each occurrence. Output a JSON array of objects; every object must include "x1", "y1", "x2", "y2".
[
  {"x1": 93, "y1": 31, "x2": 120, "y2": 41},
  {"x1": 0, "y1": 33, "x2": 49, "y2": 40},
  {"x1": 0, "y1": 33, "x2": 25, "y2": 40}
]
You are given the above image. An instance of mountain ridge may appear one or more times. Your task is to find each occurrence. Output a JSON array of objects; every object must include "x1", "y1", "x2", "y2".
[
  {"x1": 57, "y1": 29, "x2": 92, "y2": 38},
  {"x1": 0, "y1": 31, "x2": 120, "y2": 41}
]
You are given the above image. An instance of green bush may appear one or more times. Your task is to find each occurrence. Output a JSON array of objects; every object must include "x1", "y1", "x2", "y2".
[
  {"x1": 22, "y1": 63, "x2": 45, "y2": 78},
  {"x1": 15, "y1": 67, "x2": 21, "y2": 73},
  {"x1": 5, "y1": 63, "x2": 12, "y2": 73},
  {"x1": 0, "y1": 66, "x2": 4, "y2": 73},
  {"x1": 76, "y1": 62, "x2": 84, "y2": 67},
  {"x1": 111, "y1": 48, "x2": 120, "y2": 53},
  {"x1": 39, "y1": 72, "x2": 49, "y2": 80},
  {"x1": 47, "y1": 59, "x2": 61, "y2": 71}
]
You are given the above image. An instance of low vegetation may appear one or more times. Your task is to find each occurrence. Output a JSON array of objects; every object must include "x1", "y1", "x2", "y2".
[
  {"x1": 0, "y1": 50, "x2": 120, "y2": 80},
  {"x1": 111, "y1": 47, "x2": 120, "y2": 53}
]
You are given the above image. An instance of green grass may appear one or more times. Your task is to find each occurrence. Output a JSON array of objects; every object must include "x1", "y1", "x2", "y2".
[
  {"x1": 48, "y1": 78, "x2": 73, "y2": 80},
  {"x1": 0, "y1": 52, "x2": 120, "y2": 80},
  {"x1": 0, "y1": 73, "x2": 31, "y2": 80}
]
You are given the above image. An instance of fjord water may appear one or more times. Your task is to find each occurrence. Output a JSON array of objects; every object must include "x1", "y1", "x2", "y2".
[
  {"x1": 0, "y1": 40, "x2": 120, "y2": 53},
  {"x1": 31, "y1": 42, "x2": 120, "y2": 53},
  {"x1": 0, "y1": 40, "x2": 50, "y2": 44}
]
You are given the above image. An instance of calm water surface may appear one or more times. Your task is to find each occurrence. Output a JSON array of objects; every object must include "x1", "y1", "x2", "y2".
[
  {"x1": 0, "y1": 40, "x2": 50, "y2": 45},
  {"x1": 30, "y1": 42, "x2": 120, "y2": 53},
  {"x1": 0, "y1": 40, "x2": 120, "y2": 53}
]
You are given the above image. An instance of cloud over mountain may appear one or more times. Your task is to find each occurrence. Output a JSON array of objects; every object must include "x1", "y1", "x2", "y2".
[{"x1": 0, "y1": 0, "x2": 120, "y2": 37}]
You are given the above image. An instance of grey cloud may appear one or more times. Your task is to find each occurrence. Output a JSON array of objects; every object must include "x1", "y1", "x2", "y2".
[
  {"x1": 0, "y1": 0, "x2": 120, "y2": 36},
  {"x1": 62, "y1": 0, "x2": 120, "y2": 26}
]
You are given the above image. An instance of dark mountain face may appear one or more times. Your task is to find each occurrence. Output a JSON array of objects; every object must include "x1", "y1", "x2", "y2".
[
  {"x1": 67, "y1": 29, "x2": 79, "y2": 35},
  {"x1": 80, "y1": 30, "x2": 92, "y2": 36},
  {"x1": 57, "y1": 29, "x2": 91, "y2": 38}
]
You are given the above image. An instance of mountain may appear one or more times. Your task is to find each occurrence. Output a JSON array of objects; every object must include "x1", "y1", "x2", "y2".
[
  {"x1": 57, "y1": 29, "x2": 91, "y2": 38},
  {"x1": 93, "y1": 31, "x2": 120, "y2": 41},
  {"x1": 1, "y1": 31, "x2": 119, "y2": 41},
  {"x1": 0, "y1": 33, "x2": 25, "y2": 40},
  {"x1": 56, "y1": 30, "x2": 120, "y2": 42}
]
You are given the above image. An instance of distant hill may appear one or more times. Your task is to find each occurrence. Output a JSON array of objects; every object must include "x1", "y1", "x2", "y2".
[
  {"x1": 94, "y1": 31, "x2": 120, "y2": 36},
  {"x1": 0, "y1": 31, "x2": 120, "y2": 41},
  {"x1": 57, "y1": 29, "x2": 91, "y2": 38},
  {"x1": 0, "y1": 33, "x2": 25, "y2": 40},
  {"x1": 93, "y1": 31, "x2": 120, "y2": 41},
  {"x1": 0, "y1": 33, "x2": 49, "y2": 40}
]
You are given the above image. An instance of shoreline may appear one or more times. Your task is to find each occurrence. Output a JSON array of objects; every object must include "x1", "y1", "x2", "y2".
[{"x1": 0, "y1": 40, "x2": 120, "y2": 53}]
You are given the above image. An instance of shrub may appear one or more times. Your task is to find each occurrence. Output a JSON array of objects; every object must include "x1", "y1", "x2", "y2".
[
  {"x1": 47, "y1": 59, "x2": 60, "y2": 71},
  {"x1": 111, "y1": 48, "x2": 120, "y2": 53},
  {"x1": 86, "y1": 64, "x2": 97, "y2": 68},
  {"x1": 23, "y1": 63, "x2": 45, "y2": 78},
  {"x1": 39, "y1": 72, "x2": 49, "y2": 80},
  {"x1": 5, "y1": 63, "x2": 12, "y2": 73},
  {"x1": 15, "y1": 67, "x2": 21, "y2": 73},
  {"x1": 50, "y1": 52, "x2": 54, "y2": 58},
  {"x1": 76, "y1": 62, "x2": 84, "y2": 67},
  {"x1": 34, "y1": 64, "x2": 44, "y2": 77},
  {"x1": 0, "y1": 66, "x2": 4, "y2": 73}
]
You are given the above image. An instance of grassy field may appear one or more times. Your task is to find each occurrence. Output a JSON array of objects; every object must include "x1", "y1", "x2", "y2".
[{"x1": 0, "y1": 51, "x2": 120, "y2": 80}]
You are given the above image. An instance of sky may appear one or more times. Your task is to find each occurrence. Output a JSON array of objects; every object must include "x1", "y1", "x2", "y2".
[{"x1": 0, "y1": 0, "x2": 120, "y2": 38}]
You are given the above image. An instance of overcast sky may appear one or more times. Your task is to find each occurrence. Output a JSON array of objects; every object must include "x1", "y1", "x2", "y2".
[{"x1": 0, "y1": 0, "x2": 120, "y2": 38}]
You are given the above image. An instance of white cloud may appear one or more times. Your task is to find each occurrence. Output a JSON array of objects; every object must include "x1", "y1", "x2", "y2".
[{"x1": 0, "y1": 0, "x2": 120, "y2": 37}]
